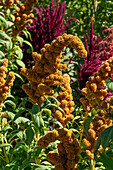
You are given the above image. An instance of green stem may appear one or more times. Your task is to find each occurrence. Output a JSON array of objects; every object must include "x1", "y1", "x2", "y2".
[{"x1": 1, "y1": 135, "x2": 9, "y2": 164}]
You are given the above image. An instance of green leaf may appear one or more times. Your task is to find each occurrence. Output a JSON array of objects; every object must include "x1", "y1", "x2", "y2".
[
  {"x1": 4, "y1": 100, "x2": 16, "y2": 109},
  {"x1": 14, "y1": 73, "x2": 24, "y2": 82},
  {"x1": 48, "y1": 96, "x2": 59, "y2": 106},
  {"x1": 5, "y1": 41, "x2": 12, "y2": 51},
  {"x1": 0, "y1": 15, "x2": 8, "y2": 28},
  {"x1": 42, "y1": 108, "x2": 52, "y2": 117},
  {"x1": 4, "y1": 164, "x2": 19, "y2": 170},
  {"x1": 0, "y1": 31, "x2": 11, "y2": 41},
  {"x1": 14, "y1": 117, "x2": 29, "y2": 124},
  {"x1": 100, "y1": 126, "x2": 113, "y2": 150},
  {"x1": 15, "y1": 50, "x2": 23, "y2": 60},
  {"x1": 7, "y1": 112, "x2": 15, "y2": 120},
  {"x1": 106, "y1": 81, "x2": 113, "y2": 92},
  {"x1": 84, "y1": 116, "x2": 94, "y2": 135},
  {"x1": 16, "y1": 59, "x2": 25, "y2": 67},
  {"x1": 0, "y1": 144, "x2": 12, "y2": 148},
  {"x1": 32, "y1": 103, "x2": 40, "y2": 115},
  {"x1": 16, "y1": 35, "x2": 24, "y2": 47},
  {"x1": 24, "y1": 127, "x2": 34, "y2": 145},
  {"x1": 100, "y1": 152, "x2": 113, "y2": 170},
  {"x1": 0, "y1": 50, "x2": 5, "y2": 57},
  {"x1": 23, "y1": 40, "x2": 33, "y2": 52},
  {"x1": 13, "y1": 107, "x2": 26, "y2": 121},
  {"x1": 106, "y1": 148, "x2": 113, "y2": 158},
  {"x1": 46, "y1": 104, "x2": 65, "y2": 114},
  {"x1": 35, "y1": 165, "x2": 50, "y2": 170},
  {"x1": 34, "y1": 115, "x2": 40, "y2": 129}
]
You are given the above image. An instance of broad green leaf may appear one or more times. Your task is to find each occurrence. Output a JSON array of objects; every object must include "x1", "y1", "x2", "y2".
[
  {"x1": 24, "y1": 127, "x2": 34, "y2": 145},
  {"x1": 16, "y1": 59, "x2": 25, "y2": 67},
  {"x1": 100, "y1": 126, "x2": 113, "y2": 150},
  {"x1": 0, "y1": 15, "x2": 8, "y2": 28},
  {"x1": 32, "y1": 103, "x2": 40, "y2": 115},
  {"x1": 0, "y1": 31, "x2": 11, "y2": 41},
  {"x1": 5, "y1": 41, "x2": 12, "y2": 51},
  {"x1": 106, "y1": 148, "x2": 113, "y2": 158},
  {"x1": 100, "y1": 152, "x2": 113, "y2": 170}
]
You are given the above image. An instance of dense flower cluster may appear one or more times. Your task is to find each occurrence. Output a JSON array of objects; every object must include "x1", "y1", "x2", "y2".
[
  {"x1": 13, "y1": 0, "x2": 38, "y2": 36},
  {"x1": 21, "y1": 0, "x2": 80, "y2": 68},
  {"x1": 0, "y1": 59, "x2": 15, "y2": 106},
  {"x1": 54, "y1": 74, "x2": 74, "y2": 127},
  {"x1": 0, "y1": 0, "x2": 17, "y2": 8},
  {"x1": 83, "y1": 110, "x2": 112, "y2": 160},
  {"x1": 38, "y1": 128, "x2": 81, "y2": 170},
  {"x1": 21, "y1": 33, "x2": 87, "y2": 107},
  {"x1": 81, "y1": 56, "x2": 113, "y2": 111}
]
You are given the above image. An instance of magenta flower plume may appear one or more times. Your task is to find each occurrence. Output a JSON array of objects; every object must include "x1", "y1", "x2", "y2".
[{"x1": 21, "y1": 0, "x2": 79, "y2": 68}]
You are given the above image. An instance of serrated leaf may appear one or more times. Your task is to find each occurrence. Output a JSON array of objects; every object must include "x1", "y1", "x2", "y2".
[{"x1": 16, "y1": 59, "x2": 25, "y2": 67}]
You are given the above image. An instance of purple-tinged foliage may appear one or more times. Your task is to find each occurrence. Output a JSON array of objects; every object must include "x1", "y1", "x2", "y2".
[
  {"x1": 21, "y1": 0, "x2": 79, "y2": 68},
  {"x1": 78, "y1": 17, "x2": 102, "y2": 89},
  {"x1": 78, "y1": 20, "x2": 113, "y2": 89},
  {"x1": 97, "y1": 25, "x2": 113, "y2": 61}
]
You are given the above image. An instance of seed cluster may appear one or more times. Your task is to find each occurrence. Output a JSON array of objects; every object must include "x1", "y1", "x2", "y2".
[
  {"x1": 21, "y1": 34, "x2": 87, "y2": 125},
  {"x1": 81, "y1": 56, "x2": 113, "y2": 111},
  {"x1": 0, "y1": 59, "x2": 15, "y2": 106},
  {"x1": 83, "y1": 111, "x2": 112, "y2": 160},
  {"x1": 13, "y1": 0, "x2": 38, "y2": 36},
  {"x1": 1, "y1": 0, "x2": 17, "y2": 8},
  {"x1": 38, "y1": 128, "x2": 81, "y2": 170},
  {"x1": 54, "y1": 74, "x2": 74, "y2": 127}
]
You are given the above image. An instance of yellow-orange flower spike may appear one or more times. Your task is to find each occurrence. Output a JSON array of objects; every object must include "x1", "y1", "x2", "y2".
[
  {"x1": 81, "y1": 56, "x2": 113, "y2": 112},
  {"x1": 13, "y1": 0, "x2": 38, "y2": 36},
  {"x1": 0, "y1": 59, "x2": 15, "y2": 106},
  {"x1": 83, "y1": 111, "x2": 112, "y2": 160},
  {"x1": 38, "y1": 128, "x2": 81, "y2": 170}
]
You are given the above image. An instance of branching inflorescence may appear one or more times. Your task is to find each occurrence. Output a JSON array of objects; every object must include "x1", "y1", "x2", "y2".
[
  {"x1": 21, "y1": 33, "x2": 87, "y2": 169},
  {"x1": 81, "y1": 56, "x2": 113, "y2": 113},
  {"x1": 21, "y1": 33, "x2": 87, "y2": 126},
  {"x1": 13, "y1": 0, "x2": 38, "y2": 36},
  {"x1": 0, "y1": 59, "x2": 15, "y2": 106},
  {"x1": 38, "y1": 128, "x2": 81, "y2": 170}
]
